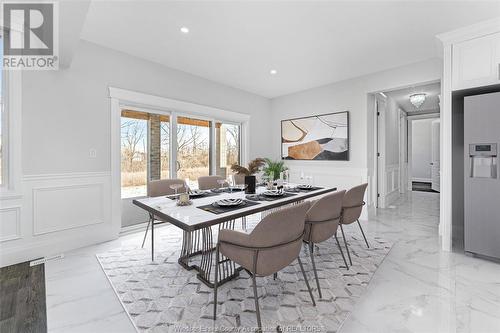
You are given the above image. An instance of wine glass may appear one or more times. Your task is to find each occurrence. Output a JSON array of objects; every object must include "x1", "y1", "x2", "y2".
[
  {"x1": 283, "y1": 169, "x2": 290, "y2": 186},
  {"x1": 217, "y1": 178, "x2": 227, "y2": 190},
  {"x1": 300, "y1": 171, "x2": 305, "y2": 184},
  {"x1": 170, "y1": 183, "x2": 184, "y2": 196},
  {"x1": 227, "y1": 175, "x2": 235, "y2": 193}
]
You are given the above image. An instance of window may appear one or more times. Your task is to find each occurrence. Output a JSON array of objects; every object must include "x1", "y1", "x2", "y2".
[
  {"x1": 160, "y1": 116, "x2": 170, "y2": 179},
  {"x1": 215, "y1": 122, "x2": 240, "y2": 178},
  {"x1": 121, "y1": 110, "x2": 148, "y2": 198},
  {"x1": 176, "y1": 116, "x2": 211, "y2": 188},
  {"x1": 120, "y1": 108, "x2": 241, "y2": 198},
  {"x1": 0, "y1": 35, "x2": 6, "y2": 187}
]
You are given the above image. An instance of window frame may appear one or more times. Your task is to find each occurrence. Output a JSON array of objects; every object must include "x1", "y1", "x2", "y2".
[
  {"x1": 110, "y1": 87, "x2": 250, "y2": 234},
  {"x1": 0, "y1": 28, "x2": 22, "y2": 199}
]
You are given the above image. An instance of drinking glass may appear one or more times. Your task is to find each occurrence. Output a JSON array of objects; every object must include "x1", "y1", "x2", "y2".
[
  {"x1": 217, "y1": 179, "x2": 227, "y2": 190},
  {"x1": 227, "y1": 175, "x2": 235, "y2": 193},
  {"x1": 169, "y1": 183, "x2": 184, "y2": 195}
]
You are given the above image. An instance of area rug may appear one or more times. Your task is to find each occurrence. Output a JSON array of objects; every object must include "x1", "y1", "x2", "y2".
[{"x1": 97, "y1": 220, "x2": 392, "y2": 333}]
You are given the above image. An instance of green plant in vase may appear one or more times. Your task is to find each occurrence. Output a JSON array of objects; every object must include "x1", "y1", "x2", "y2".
[{"x1": 263, "y1": 158, "x2": 288, "y2": 180}]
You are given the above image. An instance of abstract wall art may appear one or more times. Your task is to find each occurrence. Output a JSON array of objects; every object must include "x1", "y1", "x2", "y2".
[{"x1": 281, "y1": 111, "x2": 349, "y2": 160}]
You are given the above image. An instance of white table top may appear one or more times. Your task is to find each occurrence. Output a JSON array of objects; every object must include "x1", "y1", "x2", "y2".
[{"x1": 133, "y1": 185, "x2": 337, "y2": 231}]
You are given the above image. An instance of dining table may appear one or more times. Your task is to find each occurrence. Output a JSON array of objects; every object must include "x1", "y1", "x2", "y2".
[{"x1": 133, "y1": 184, "x2": 337, "y2": 288}]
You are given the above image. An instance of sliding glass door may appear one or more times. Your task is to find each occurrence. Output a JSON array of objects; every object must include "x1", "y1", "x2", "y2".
[
  {"x1": 176, "y1": 116, "x2": 211, "y2": 188},
  {"x1": 120, "y1": 110, "x2": 242, "y2": 200},
  {"x1": 215, "y1": 122, "x2": 240, "y2": 178}
]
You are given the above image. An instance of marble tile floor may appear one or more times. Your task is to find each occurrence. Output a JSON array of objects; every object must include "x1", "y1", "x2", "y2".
[{"x1": 45, "y1": 192, "x2": 500, "y2": 333}]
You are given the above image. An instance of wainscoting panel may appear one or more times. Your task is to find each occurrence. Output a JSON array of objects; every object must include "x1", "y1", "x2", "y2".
[
  {"x1": 0, "y1": 172, "x2": 114, "y2": 267},
  {"x1": 0, "y1": 206, "x2": 21, "y2": 242},
  {"x1": 285, "y1": 163, "x2": 369, "y2": 218},
  {"x1": 33, "y1": 183, "x2": 104, "y2": 235},
  {"x1": 384, "y1": 164, "x2": 401, "y2": 206}
]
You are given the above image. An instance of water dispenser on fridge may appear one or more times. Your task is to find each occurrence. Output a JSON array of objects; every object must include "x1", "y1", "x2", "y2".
[{"x1": 469, "y1": 144, "x2": 497, "y2": 179}]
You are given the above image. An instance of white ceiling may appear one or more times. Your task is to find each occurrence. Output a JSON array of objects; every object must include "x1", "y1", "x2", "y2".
[
  {"x1": 386, "y1": 82, "x2": 441, "y2": 113},
  {"x1": 80, "y1": 1, "x2": 500, "y2": 98}
]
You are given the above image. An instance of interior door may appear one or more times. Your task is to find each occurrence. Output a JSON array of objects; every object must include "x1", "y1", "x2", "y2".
[
  {"x1": 431, "y1": 119, "x2": 441, "y2": 192},
  {"x1": 376, "y1": 97, "x2": 386, "y2": 208}
]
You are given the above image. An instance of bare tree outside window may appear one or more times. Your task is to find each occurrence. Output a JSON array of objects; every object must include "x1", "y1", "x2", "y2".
[{"x1": 121, "y1": 115, "x2": 147, "y2": 198}]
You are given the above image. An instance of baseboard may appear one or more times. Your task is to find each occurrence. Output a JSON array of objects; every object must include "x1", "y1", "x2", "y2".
[
  {"x1": 0, "y1": 231, "x2": 117, "y2": 268},
  {"x1": 120, "y1": 221, "x2": 149, "y2": 236}
]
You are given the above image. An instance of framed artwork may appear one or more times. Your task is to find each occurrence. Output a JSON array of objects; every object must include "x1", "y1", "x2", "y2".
[{"x1": 281, "y1": 111, "x2": 349, "y2": 160}]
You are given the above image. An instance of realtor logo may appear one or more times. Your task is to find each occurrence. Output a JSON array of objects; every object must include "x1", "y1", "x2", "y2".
[{"x1": 2, "y1": 2, "x2": 59, "y2": 69}]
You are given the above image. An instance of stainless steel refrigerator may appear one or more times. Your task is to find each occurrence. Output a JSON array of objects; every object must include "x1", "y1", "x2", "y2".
[{"x1": 464, "y1": 92, "x2": 500, "y2": 260}]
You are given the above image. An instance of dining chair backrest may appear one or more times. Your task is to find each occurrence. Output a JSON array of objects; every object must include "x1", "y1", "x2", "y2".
[
  {"x1": 341, "y1": 183, "x2": 368, "y2": 225},
  {"x1": 219, "y1": 202, "x2": 309, "y2": 276},
  {"x1": 250, "y1": 202, "x2": 309, "y2": 275},
  {"x1": 198, "y1": 175, "x2": 225, "y2": 190},
  {"x1": 305, "y1": 190, "x2": 346, "y2": 243},
  {"x1": 147, "y1": 179, "x2": 187, "y2": 197}
]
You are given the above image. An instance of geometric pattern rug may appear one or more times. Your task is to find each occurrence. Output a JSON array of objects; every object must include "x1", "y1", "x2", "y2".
[{"x1": 96, "y1": 220, "x2": 392, "y2": 333}]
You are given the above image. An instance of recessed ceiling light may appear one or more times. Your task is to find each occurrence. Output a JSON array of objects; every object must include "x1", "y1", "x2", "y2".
[
  {"x1": 270, "y1": 69, "x2": 277, "y2": 75},
  {"x1": 180, "y1": 26, "x2": 189, "y2": 34}
]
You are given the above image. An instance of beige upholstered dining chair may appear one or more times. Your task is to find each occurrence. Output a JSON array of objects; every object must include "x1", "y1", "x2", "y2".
[
  {"x1": 198, "y1": 175, "x2": 225, "y2": 190},
  {"x1": 303, "y1": 190, "x2": 347, "y2": 298},
  {"x1": 339, "y1": 183, "x2": 369, "y2": 266},
  {"x1": 141, "y1": 179, "x2": 187, "y2": 248},
  {"x1": 213, "y1": 203, "x2": 315, "y2": 331},
  {"x1": 147, "y1": 179, "x2": 187, "y2": 197}
]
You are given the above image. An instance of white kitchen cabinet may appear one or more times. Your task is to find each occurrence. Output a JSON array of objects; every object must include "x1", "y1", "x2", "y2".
[{"x1": 452, "y1": 32, "x2": 500, "y2": 91}]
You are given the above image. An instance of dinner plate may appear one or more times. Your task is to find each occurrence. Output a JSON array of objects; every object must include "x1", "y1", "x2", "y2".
[
  {"x1": 189, "y1": 190, "x2": 206, "y2": 198},
  {"x1": 297, "y1": 184, "x2": 313, "y2": 190},
  {"x1": 214, "y1": 198, "x2": 244, "y2": 207},
  {"x1": 263, "y1": 190, "x2": 284, "y2": 197}
]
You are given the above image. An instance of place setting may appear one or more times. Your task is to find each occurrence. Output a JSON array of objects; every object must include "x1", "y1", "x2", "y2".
[
  {"x1": 197, "y1": 197, "x2": 260, "y2": 214},
  {"x1": 246, "y1": 188, "x2": 297, "y2": 201},
  {"x1": 285, "y1": 184, "x2": 324, "y2": 193}
]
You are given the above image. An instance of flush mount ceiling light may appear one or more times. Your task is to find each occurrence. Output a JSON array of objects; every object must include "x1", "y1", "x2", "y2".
[
  {"x1": 180, "y1": 26, "x2": 189, "y2": 34},
  {"x1": 270, "y1": 69, "x2": 278, "y2": 75},
  {"x1": 409, "y1": 93, "x2": 426, "y2": 108}
]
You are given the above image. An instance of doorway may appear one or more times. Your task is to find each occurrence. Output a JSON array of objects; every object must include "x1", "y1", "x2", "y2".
[
  {"x1": 371, "y1": 81, "x2": 441, "y2": 209},
  {"x1": 408, "y1": 116, "x2": 440, "y2": 193}
]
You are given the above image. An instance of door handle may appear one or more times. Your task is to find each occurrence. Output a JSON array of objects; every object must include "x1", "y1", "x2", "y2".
[{"x1": 176, "y1": 161, "x2": 181, "y2": 171}]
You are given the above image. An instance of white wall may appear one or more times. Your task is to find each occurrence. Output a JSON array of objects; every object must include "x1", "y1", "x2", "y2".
[
  {"x1": 385, "y1": 95, "x2": 400, "y2": 167},
  {"x1": 270, "y1": 58, "x2": 442, "y2": 207},
  {"x1": 1, "y1": 40, "x2": 271, "y2": 266},
  {"x1": 22, "y1": 41, "x2": 272, "y2": 175},
  {"x1": 411, "y1": 118, "x2": 434, "y2": 182}
]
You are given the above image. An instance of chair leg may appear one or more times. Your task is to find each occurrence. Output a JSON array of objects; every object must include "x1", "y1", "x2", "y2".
[
  {"x1": 357, "y1": 219, "x2": 370, "y2": 248},
  {"x1": 251, "y1": 273, "x2": 262, "y2": 332},
  {"x1": 141, "y1": 217, "x2": 152, "y2": 248},
  {"x1": 334, "y1": 233, "x2": 349, "y2": 270},
  {"x1": 308, "y1": 242, "x2": 322, "y2": 299},
  {"x1": 213, "y1": 244, "x2": 220, "y2": 320},
  {"x1": 297, "y1": 256, "x2": 316, "y2": 306},
  {"x1": 339, "y1": 224, "x2": 352, "y2": 266}
]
